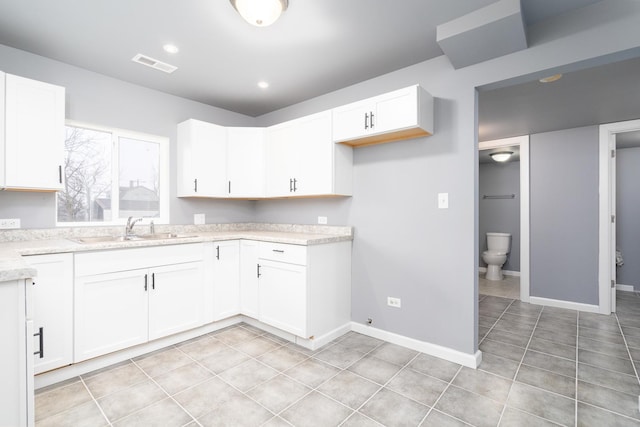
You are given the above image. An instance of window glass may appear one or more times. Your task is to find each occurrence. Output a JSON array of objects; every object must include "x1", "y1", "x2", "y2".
[
  {"x1": 118, "y1": 137, "x2": 161, "y2": 219},
  {"x1": 57, "y1": 126, "x2": 112, "y2": 222}
]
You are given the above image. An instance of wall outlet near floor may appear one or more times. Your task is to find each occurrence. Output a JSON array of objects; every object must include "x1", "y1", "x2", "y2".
[
  {"x1": 194, "y1": 213, "x2": 205, "y2": 225},
  {"x1": 0, "y1": 218, "x2": 21, "y2": 229},
  {"x1": 387, "y1": 297, "x2": 401, "y2": 308},
  {"x1": 317, "y1": 216, "x2": 328, "y2": 225}
]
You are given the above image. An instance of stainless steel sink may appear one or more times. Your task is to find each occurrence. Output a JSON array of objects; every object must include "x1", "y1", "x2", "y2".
[{"x1": 71, "y1": 233, "x2": 194, "y2": 244}]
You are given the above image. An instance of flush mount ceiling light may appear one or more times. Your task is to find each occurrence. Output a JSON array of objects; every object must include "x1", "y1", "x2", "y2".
[
  {"x1": 490, "y1": 151, "x2": 513, "y2": 162},
  {"x1": 163, "y1": 44, "x2": 179, "y2": 54},
  {"x1": 257, "y1": 81, "x2": 269, "y2": 89},
  {"x1": 539, "y1": 73, "x2": 563, "y2": 83},
  {"x1": 230, "y1": 0, "x2": 288, "y2": 27}
]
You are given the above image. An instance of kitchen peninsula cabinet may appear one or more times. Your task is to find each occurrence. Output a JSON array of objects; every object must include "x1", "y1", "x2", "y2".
[
  {"x1": 24, "y1": 253, "x2": 73, "y2": 374},
  {"x1": 332, "y1": 85, "x2": 434, "y2": 147},
  {"x1": 265, "y1": 110, "x2": 352, "y2": 197},
  {"x1": 74, "y1": 244, "x2": 205, "y2": 362},
  {"x1": 1, "y1": 72, "x2": 65, "y2": 191},
  {"x1": 0, "y1": 279, "x2": 34, "y2": 427}
]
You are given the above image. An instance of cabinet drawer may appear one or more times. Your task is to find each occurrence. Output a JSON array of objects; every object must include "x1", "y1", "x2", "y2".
[
  {"x1": 75, "y1": 243, "x2": 204, "y2": 276},
  {"x1": 258, "y1": 242, "x2": 307, "y2": 265}
]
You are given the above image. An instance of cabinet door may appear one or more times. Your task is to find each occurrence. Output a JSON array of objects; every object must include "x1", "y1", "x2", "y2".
[
  {"x1": 227, "y1": 127, "x2": 265, "y2": 198},
  {"x1": 212, "y1": 240, "x2": 240, "y2": 320},
  {"x1": 294, "y1": 111, "x2": 333, "y2": 196},
  {"x1": 148, "y1": 262, "x2": 205, "y2": 340},
  {"x1": 373, "y1": 87, "x2": 417, "y2": 134},
  {"x1": 258, "y1": 260, "x2": 307, "y2": 337},
  {"x1": 74, "y1": 269, "x2": 148, "y2": 362},
  {"x1": 26, "y1": 253, "x2": 73, "y2": 374},
  {"x1": 3, "y1": 73, "x2": 65, "y2": 190},
  {"x1": 239, "y1": 240, "x2": 259, "y2": 318},
  {"x1": 332, "y1": 100, "x2": 372, "y2": 142},
  {"x1": 177, "y1": 119, "x2": 227, "y2": 197},
  {"x1": 265, "y1": 121, "x2": 297, "y2": 197}
]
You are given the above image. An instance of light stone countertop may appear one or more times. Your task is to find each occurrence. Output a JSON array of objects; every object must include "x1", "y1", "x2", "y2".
[{"x1": 0, "y1": 223, "x2": 353, "y2": 282}]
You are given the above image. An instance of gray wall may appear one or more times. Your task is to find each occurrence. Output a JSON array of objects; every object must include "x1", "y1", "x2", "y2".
[
  {"x1": 0, "y1": 44, "x2": 257, "y2": 228},
  {"x1": 2, "y1": 0, "x2": 640, "y2": 356},
  {"x1": 616, "y1": 147, "x2": 640, "y2": 290},
  {"x1": 479, "y1": 161, "x2": 520, "y2": 272},
  {"x1": 530, "y1": 126, "x2": 599, "y2": 304}
]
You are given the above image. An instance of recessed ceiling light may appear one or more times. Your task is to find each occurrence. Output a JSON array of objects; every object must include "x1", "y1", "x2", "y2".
[
  {"x1": 258, "y1": 81, "x2": 269, "y2": 89},
  {"x1": 163, "y1": 44, "x2": 179, "y2": 54},
  {"x1": 539, "y1": 73, "x2": 562, "y2": 83}
]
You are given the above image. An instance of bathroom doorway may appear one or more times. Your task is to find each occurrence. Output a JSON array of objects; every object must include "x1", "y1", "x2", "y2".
[
  {"x1": 478, "y1": 136, "x2": 530, "y2": 302},
  {"x1": 599, "y1": 119, "x2": 640, "y2": 313}
]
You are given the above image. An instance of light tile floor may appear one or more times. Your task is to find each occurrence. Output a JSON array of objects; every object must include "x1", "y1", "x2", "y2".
[
  {"x1": 36, "y1": 291, "x2": 640, "y2": 426},
  {"x1": 479, "y1": 274, "x2": 520, "y2": 300}
]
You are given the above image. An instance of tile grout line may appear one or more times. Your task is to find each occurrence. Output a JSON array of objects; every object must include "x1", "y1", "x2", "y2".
[
  {"x1": 496, "y1": 302, "x2": 544, "y2": 426},
  {"x1": 614, "y1": 311, "x2": 640, "y2": 386},
  {"x1": 478, "y1": 297, "x2": 518, "y2": 346},
  {"x1": 416, "y1": 364, "x2": 464, "y2": 426},
  {"x1": 79, "y1": 375, "x2": 113, "y2": 427}
]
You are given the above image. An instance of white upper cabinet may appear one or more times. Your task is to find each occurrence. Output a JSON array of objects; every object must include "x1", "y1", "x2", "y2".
[
  {"x1": 266, "y1": 110, "x2": 352, "y2": 198},
  {"x1": 1, "y1": 72, "x2": 65, "y2": 190},
  {"x1": 227, "y1": 127, "x2": 265, "y2": 198},
  {"x1": 332, "y1": 85, "x2": 434, "y2": 147},
  {"x1": 177, "y1": 119, "x2": 227, "y2": 197}
]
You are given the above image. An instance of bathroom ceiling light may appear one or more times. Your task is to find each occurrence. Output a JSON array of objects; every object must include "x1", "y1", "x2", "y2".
[
  {"x1": 490, "y1": 151, "x2": 513, "y2": 162},
  {"x1": 229, "y1": 0, "x2": 288, "y2": 27},
  {"x1": 539, "y1": 73, "x2": 563, "y2": 83}
]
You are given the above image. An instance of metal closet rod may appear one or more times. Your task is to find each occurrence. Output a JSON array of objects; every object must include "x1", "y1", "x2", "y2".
[{"x1": 482, "y1": 194, "x2": 516, "y2": 199}]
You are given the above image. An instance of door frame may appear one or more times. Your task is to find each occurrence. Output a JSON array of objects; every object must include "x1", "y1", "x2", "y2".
[
  {"x1": 478, "y1": 135, "x2": 530, "y2": 302},
  {"x1": 598, "y1": 118, "x2": 640, "y2": 314}
]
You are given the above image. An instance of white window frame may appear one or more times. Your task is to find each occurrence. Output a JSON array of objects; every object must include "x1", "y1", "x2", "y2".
[{"x1": 56, "y1": 120, "x2": 170, "y2": 226}]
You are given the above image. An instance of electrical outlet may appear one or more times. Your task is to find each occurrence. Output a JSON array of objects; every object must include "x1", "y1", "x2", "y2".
[
  {"x1": 387, "y1": 297, "x2": 401, "y2": 308},
  {"x1": 318, "y1": 216, "x2": 328, "y2": 225},
  {"x1": 194, "y1": 213, "x2": 205, "y2": 225},
  {"x1": 0, "y1": 218, "x2": 20, "y2": 229},
  {"x1": 438, "y1": 193, "x2": 449, "y2": 209}
]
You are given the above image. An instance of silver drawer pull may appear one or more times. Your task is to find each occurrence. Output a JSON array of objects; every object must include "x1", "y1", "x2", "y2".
[{"x1": 272, "y1": 249, "x2": 285, "y2": 253}]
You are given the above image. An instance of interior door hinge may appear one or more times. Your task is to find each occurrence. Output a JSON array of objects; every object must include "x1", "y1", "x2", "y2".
[
  {"x1": 611, "y1": 149, "x2": 616, "y2": 158},
  {"x1": 611, "y1": 279, "x2": 616, "y2": 288},
  {"x1": 612, "y1": 215, "x2": 615, "y2": 223}
]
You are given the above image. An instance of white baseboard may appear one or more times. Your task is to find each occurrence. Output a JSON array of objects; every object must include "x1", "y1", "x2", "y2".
[
  {"x1": 351, "y1": 322, "x2": 481, "y2": 369},
  {"x1": 478, "y1": 267, "x2": 520, "y2": 277},
  {"x1": 528, "y1": 296, "x2": 600, "y2": 313},
  {"x1": 616, "y1": 284, "x2": 635, "y2": 292}
]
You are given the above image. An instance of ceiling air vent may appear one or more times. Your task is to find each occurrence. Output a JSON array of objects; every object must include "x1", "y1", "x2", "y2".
[{"x1": 131, "y1": 54, "x2": 177, "y2": 74}]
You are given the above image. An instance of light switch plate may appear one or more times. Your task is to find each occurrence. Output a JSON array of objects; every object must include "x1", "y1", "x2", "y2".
[
  {"x1": 438, "y1": 193, "x2": 449, "y2": 209},
  {"x1": 318, "y1": 216, "x2": 328, "y2": 225},
  {"x1": 194, "y1": 213, "x2": 205, "y2": 225}
]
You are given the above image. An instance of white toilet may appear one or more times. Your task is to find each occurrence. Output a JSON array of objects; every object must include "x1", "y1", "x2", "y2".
[{"x1": 482, "y1": 232, "x2": 511, "y2": 281}]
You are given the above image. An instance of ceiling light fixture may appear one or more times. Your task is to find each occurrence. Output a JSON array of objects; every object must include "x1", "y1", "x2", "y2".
[
  {"x1": 490, "y1": 151, "x2": 513, "y2": 162},
  {"x1": 257, "y1": 81, "x2": 269, "y2": 89},
  {"x1": 229, "y1": 0, "x2": 288, "y2": 27},
  {"x1": 163, "y1": 44, "x2": 179, "y2": 54},
  {"x1": 539, "y1": 73, "x2": 563, "y2": 83}
]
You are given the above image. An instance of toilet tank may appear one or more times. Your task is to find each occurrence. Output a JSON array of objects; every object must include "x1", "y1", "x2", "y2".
[{"x1": 487, "y1": 232, "x2": 511, "y2": 252}]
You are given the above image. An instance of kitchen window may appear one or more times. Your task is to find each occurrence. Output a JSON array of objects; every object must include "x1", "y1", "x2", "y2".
[{"x1": 57, "y1": 121, "x2": 169, "y2": 225}]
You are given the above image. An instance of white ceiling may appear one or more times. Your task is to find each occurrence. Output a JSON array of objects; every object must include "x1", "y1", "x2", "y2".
[{"x1": 0, "y1": 0, "x2": 602, "y2": 117}]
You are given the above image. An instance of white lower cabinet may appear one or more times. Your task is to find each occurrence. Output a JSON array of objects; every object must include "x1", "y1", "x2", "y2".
[
  {"x1": 239, "y1": 240, "x2": 259, "y2": 318},
  {"x1": 0, "y1": 279, "x2": 34, "y2": 427},
  {"x1": 24, "y1": 253, "x2": 73, "y2": 375},
  {"x1": 258, "y1": 259, "x2": 307, "y2": 337},
  {"x1": 74, "y1": 244, "x2": 205, "y2": 362},
  {"x1": 212, "y1": 241, "x2": 240, "y2": 320}
]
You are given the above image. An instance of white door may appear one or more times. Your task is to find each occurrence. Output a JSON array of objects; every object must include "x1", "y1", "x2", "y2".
[
  {"x1": 239, "y1": 240, "x2": 260, "y2": 318},
  {"x1": 74, "y1": 269, "x2": 148, "y2": 362},
  {"x1": 295, "y1": 111, "x2": 333, "y2": 196},
  {"x1": 26, "y1": 253, "x2": 73, "y2": 374},
  {"x1": 227, "y1": 127, "x2": 265, "y2": 198},
  {"x1": 212, "y1": 240, "x2": 240, "y2": 320},
  {"x1": 332, "y1": 100, "x2": 373, "y2": 142},
  {"x1": 258, "y1": 260, "x2": 307, "y2": 337},
  {"x1": 374, "y1": 87, "x2": 417, "y2": 134},
  {"x1": 4, "y1": 73, "x2": 65, "y2": 190},
  {"x1": 148, "y1": 262, "x2": 205, "y2": 340}
]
